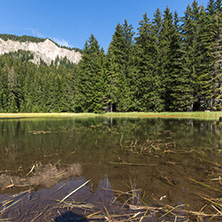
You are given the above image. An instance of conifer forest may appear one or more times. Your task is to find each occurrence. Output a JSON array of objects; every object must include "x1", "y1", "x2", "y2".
[{"x1": 1, "y1": 0, "x2": 222, "y2": 113}]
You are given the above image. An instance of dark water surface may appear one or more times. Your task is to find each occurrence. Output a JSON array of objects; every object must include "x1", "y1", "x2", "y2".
[{"x1": 0, "y1": 117, "x2": 222, "y2": 221}]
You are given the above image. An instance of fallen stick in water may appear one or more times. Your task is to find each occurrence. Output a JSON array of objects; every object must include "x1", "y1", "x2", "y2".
[{"x1": 60, "y1": 179, "x2": 91, "y2": 203}]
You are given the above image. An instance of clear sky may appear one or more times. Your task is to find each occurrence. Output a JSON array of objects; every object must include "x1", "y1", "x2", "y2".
[{"x1": 1, "y1": 0, "x2": 209, "y2": 51}]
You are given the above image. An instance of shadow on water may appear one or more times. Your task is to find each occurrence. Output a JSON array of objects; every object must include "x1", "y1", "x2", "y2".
[{"x1": 54, "y1": 211, "x2": 88, "y2": 222}]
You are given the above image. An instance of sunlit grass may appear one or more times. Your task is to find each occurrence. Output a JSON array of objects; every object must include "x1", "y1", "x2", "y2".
[
  {"x1": 104, "y1": 111, "x2": 222, "y2": 120},
  {"x1": 0, "y1": 111, "x2": 222, "y2": 120},
  {"x1": 0, "y1": 113, "x2": 98, "y2": 119}
]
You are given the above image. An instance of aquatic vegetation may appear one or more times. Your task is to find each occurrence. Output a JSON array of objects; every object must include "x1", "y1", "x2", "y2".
[
  {"x1": 0, "y1": 117, "x2": 222, "y2": 221},
  {"x1": 0, "y1": 163, "x2": 82, "y2": 191}
]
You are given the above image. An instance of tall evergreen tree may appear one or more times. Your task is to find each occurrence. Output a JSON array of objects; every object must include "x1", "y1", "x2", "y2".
[
  {"x1": 76, "y1": 34, "x2": 105, "y2": 113},
  {"x1": 106, "y1": 23, "x2": 123, "y2": 112},
  {"x1": 134, "y1": 12, "x2": 157, "y2": 111},
  {"x1": 150, "y1": 8, "x2": 165, "y2": 111},
  {"x1": 212, "y1": 0, "x2": 222, "y2": 109},
  {"x1": 165, "y1": 12, "x2": 184, "y2": 111},
  {"x1": 197, "y1": 2, "x2": 215, "y2": 110},
  {"x1": 180, "y1": 1, "x2": 203, "y2": 111},
  {"x1": 106, "y1": 20, "x2": 135, "y2": 112},
  {"x1": 159, "y1": 7, "x2": 182, "y2": 111}
]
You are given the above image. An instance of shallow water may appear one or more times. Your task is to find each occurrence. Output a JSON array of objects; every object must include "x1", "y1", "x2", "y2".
[{"x1": 0, "y1": 117, "x2": 222, "y2": 221}]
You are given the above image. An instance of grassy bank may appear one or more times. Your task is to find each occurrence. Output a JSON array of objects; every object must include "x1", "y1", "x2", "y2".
[
  {"x1": 105, "y1": 111, "x2": 222, "y2": 119},
  {"x1": 0, "y1": 111, "x2": 222, "y2": 120},
  {"x1": 0, "y1": 113, "x2": 98, "y2": 119}
]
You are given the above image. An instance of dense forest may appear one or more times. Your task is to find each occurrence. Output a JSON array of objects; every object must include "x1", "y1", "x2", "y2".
[
  {"x1": 0, "y1": 0, "x2": 222, "y2": 113},
  {"x1": 0, "y1": 34, "x2": 45, "y2": 43}
]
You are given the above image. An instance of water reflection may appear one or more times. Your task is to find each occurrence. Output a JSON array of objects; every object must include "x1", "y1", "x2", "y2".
[
  {"x1": 0, "y1": 118, "x2": 222, "y2": 187},
  {"x1": 0, "y1": 117, "x2": 222, "y2": 221}
]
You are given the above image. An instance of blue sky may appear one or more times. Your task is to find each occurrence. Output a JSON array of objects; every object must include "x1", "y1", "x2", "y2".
[{"x1": 1, "y1": 0, "x2": 209, "y2": 51}]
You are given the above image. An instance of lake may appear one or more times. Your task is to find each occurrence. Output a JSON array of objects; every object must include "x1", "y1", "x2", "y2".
[{"x1": 0, "y1": 117, "x2": 222, "y2": 221}]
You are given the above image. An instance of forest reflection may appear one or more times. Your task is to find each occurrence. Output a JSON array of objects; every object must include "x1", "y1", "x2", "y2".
[
  {"x1": 0, "y1": 117, "x2": 222, "y2": 192},
  {"x1": 1, "y1": 117, "x2": 222, "y2": 221}
]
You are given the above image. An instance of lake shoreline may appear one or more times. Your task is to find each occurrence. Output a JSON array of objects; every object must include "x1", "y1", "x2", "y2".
[{"x1": 0, "y1": 111, "x2": 222, "y2": 120}]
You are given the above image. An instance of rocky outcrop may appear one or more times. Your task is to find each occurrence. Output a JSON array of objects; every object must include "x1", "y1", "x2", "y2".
[{"x1": 0, "y1": 38, "x2": 82, "y2": 65}]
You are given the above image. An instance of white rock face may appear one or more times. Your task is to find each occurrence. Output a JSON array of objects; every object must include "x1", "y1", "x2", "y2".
[{"x1": 0, "y1": 38, "x2": 82, "y2": 65}]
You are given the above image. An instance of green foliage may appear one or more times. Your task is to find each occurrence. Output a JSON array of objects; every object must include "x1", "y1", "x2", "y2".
[
  {"x1": 0, "y1": 0, "x2": 222, "y2": 113},
  {"x1": 0, "y1": 34, "x2": 45, "y2": 43},
  {"x1": 134, "y1": 12, "x2": 158, "y2": 111},
  {"x1": 106, "y1": 20, "x2": 135, "y2": 112},
  {"x1": 0, "y1": 51, "x2": 78, "y2": 113},
  {"x1": 75, "y1": 34, "x2": 106, "y2": 113}
]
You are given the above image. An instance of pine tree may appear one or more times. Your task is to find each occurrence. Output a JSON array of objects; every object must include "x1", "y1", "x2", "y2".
[
  {"x1": 59, "y1": 65, "x2": 77, "y2": 112},
  {"x1": 211, "y1": 0, "x2": 222, "y2": 110},
  {"x1": 158, "y1": 7, "x2": 182, "y2": 111},
  {"x1": 106, "y1": 23, "x2": 124, "y2": 112},
  {"x1": 76, "y1": 34, "x2": 105, "y2": 113},
  {"x1": 197, "y1": 2, "x2": 215, "y2": 110},
  {"x1": 180, "y1": 1, "x2": 203, "y2": 111},
  {"x1": 53, "y1": 75, "x2": 63, "y2": 112},
  {"x1": 10, "y1": 95, "x2": 18, "y2": 113},
  {"x1": 150, "y1": 8, "x2": 165, "y2": 111},
  {"x1": 0, "y1": 59, "x2": 9, "y2": 112},
  {"x1": 106, "y1": 20, "x2": 135, "y2": 112},
  {"x1": 105, "y1": 46, "x2": 119, "y2": 112},
  {"x1": 166, "y1": 12, "x2": 188, "y2": 111},
  {"x1": 134, "y1": 12, "x2": 157, "y2": 111}
]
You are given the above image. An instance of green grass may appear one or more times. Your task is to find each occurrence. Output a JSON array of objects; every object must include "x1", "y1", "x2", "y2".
[
  {"x1": 0, "y1": 111, "x2": 222, "y2": 120},
  {"x1": 0, "y1": 113, "x2": 98, "y2": 119},
  {"x1": 104, "y1": 111, "x2": 222, "y2": 120}
]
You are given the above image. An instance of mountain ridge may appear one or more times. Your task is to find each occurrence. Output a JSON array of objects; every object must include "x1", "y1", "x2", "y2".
[{"x1": 0, "y1": 34, "x2": 82, "y2": 65}]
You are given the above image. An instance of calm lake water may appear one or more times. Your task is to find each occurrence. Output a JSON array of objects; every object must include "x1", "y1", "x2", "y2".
[{"x1": 0, "y1": 117, "x2": 222, "y2": 221}]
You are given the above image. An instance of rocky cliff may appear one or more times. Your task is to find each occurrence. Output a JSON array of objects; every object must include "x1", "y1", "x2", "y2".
[{"x1": 0, "y1": 38, "x2": 82, "y2": 65}]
